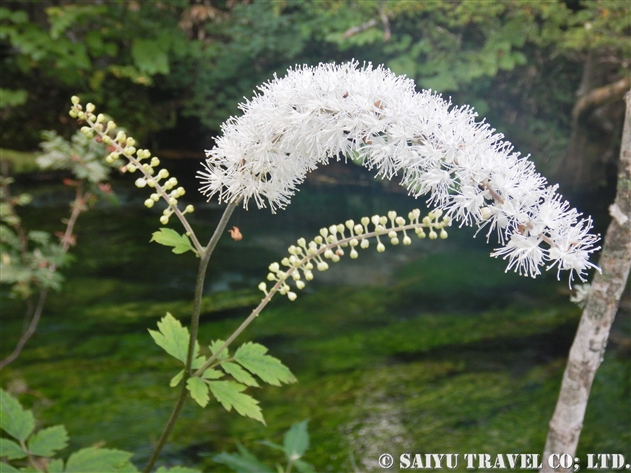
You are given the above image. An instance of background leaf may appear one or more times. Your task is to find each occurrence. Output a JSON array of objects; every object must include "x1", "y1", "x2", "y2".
[
  {"x1": 234, "y1": 343, "x2": 296, "y2": 386},
  {"x1": 283, "y1": 420, "x2": 309, "y2": 461},
  {"x1": 64, "y1": 447, "x2": 134, "y2": 473},
  {"x1": 27, "y1": 425, "x2": 68, "y2": 457},
  {"x1": 0, "y1": 389, "x2": 35, "y2": 442},
  {"x1": 0, "y1": 438, "x2": 26, "y2": 460},
  {"x1": 208, "y1": 381, "x2": 264, "y2": 424},
  {"x1": 155, "y1": 467, "x2": 201, "y2": 473},
  {"x1": 213, "y1": 444, "x2": 274, "y2": 473}
]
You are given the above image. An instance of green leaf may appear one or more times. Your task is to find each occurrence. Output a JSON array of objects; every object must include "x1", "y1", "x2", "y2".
[
  {"x1": 186, "y1": 377, "x2": 209, "y2": 407},
  {"x1": 201, "y1": 369, "x2": 223, "y2": 380},
  {"x1": 209, "y1": 339, "x2": 230, "y2": 360},
  {"x1": 148, "y1": 313, "x2": 199, "y2": 364},
  {"x1": 257, "y1": 440, "x2": 284, "y2": 452},
  {"x1": 0, "y1": 438, "x2": 26, "y2": 459},
  {"x1": 27, "y1": 425, "x2": 68, "y2": 457},
  {"x1": 208, "y1": 381, "x2": 264, "y2": 424},
  {"x1": 47, "y1": 459, "x2": 64, "y2": 473},
  {"x1": 283, "y1": 420, "x2": 309, "y2": 461},
  {"x1": 0, "y1": 389, "x2": 35, "y2": 442},
  {"x1": 213, "y1": 444, "x2": 274, "y2": 473},
  {"x1": 220, "y1": 361, "x2": 259, "y2": 387},
  {"x1": 150, "y1": 228, "x2": 195, "y2": 255},
  {"x1": 293, "y1": 459, "x2": 316, "y2": 473},
  {"x1": 131, "y1": 39, "x2": 170, "y2": 76},
  {"x1": 155, "y1": 467, "x2": 201, "y2": 473},
  {"x1": 170, "y1": 369, "x2": 184, "y2": 387},
  {"x1": 64, "y1": 447, "x2": 134, "y2": 473},
  {"x1": 0, "y1": 462, "x2": 21, "y2": 473},
  {"x1": 234, "y1": 343, "x2": 296, "y2": 386}
]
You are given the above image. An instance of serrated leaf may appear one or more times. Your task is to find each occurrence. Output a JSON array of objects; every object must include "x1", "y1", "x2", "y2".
[
  {"x1": 213, "y1": 444, "x2": 274, "y2": 473},
  {"x1": 0, "y1": 462, "x2": 21, "y2": 473},
  {"x1": 284, "y1": 420, "x2": 309, "y2": 461},
  {"x1": 64, "y1": 447, "x2": 134, "y2": 473},
  {"x1": 186, "y1": 377, "x2": 209, "y2": 407},
  {"x1": 148, "y1": 313, "x2": 199, "y2": 364},
  {"x1": 0, "y1": 438, "x2": 26, "y2": 459},
  {"x1": 150, "y1": 228, "x2": 195, "y2": 255},
  {"x1": 155, "y1": 467, "x2": 201, "y2": 473},
  {"x1": 27, "y1": 425, "x2": 68, "y2": 457},
  {"x1": 208, "y1": 381, "x2": 264, "y2": 424},
  {"x1": 0, "y1": 389, "x2": 35, "y2": 442},
  {"x1": 234, "y1": 343, "x2": 296, "y2": 386},
  {"x1": 209, "y1": 339, "x2": 229, "y2": 360},
  {"x1": 220, "y1": 362, "x2": 259, "y2": 387},
  {"x1": 201, "y1": 368, "x2": 223, "y2": 380}
]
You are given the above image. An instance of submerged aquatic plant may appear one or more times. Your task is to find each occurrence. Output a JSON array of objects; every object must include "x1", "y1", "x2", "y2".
[{"x1": 199, "y1": 62, "x2": 600, "y2": 283}]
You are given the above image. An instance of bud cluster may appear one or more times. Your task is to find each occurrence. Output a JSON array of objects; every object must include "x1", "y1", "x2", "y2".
[
  {"x1": 69, "y1": 96, "x2": 194, "y2": 226},
  {"x1": 257, "y1": 209, "x2": 450, "y2": 301}
]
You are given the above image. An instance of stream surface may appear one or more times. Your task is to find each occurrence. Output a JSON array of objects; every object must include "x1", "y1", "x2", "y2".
[{"x1": 2, "y1": 160, "x2": 629, "y2": 472}]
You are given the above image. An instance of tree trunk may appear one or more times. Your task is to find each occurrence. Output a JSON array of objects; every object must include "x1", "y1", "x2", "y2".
[{"x1": 540, "y1": 93, "x2": 631, "y2": 472}]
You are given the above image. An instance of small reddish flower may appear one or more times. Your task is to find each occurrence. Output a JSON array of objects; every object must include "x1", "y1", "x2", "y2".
[{"x1": 228, "y1": 226, "x2": 242, "y2": 241}]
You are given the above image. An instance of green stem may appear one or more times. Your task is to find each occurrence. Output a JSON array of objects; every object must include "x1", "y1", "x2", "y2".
[{"x1": 143, "y1": 201, "x2": 238, "y2": 473}]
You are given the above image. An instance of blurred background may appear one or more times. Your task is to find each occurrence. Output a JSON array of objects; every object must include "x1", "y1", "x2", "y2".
[{"x1": 1, "y1": 1, "x2": 629, "y2": 472}]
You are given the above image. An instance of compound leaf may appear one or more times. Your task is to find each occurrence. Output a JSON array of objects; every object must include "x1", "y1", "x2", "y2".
[
  {"x1": 220, "y1": 361, "x2": 259, "y2": 387},
  {"x1": 234, "y1": 343, "x2": 296, "y2": 386},
  {"x1": 64, "y1": 447, "x2": 133, "y2": 473},
  {"x1": 186, "y1": 377, "x2": 209, "y2": 407},
  {"x1": 0, "y1": 389, "x2": 35, "y2": 442},
  {"x1": 150, "y1": 228, "x2": 196, "y2": 255},
  {"x1": 27, "y1": 425, "x2": 68, "y2": 457},
  {"x1": 208, "y1": 339, "x2": 229, "y2": 361},
  {"x1": 47, "y1": 459, "x2": 64, "y2": 473},
  {"x1": 0, "y1": 438, "x2": 26, "y2": 459},
  {"x1": 0, "y1": 462, "x2": 20, "y2": 473}
]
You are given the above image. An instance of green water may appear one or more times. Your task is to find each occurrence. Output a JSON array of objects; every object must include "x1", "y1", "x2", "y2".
[{"x1": 1, "y1": 167, "x2": 629, "y2": 472}]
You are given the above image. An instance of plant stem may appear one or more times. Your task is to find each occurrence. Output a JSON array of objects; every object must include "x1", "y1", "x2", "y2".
[
  {"x1": 540, "y1": 92, "x2": 631, "y2": 472},
  {"x1": 0, "y1": 289, "x2": 48, "y2": 370},
  {"x1": 143, "y1": 201, "x2": 238, "y2": 473},
  {"x1": 1, "y1": 186, "x2": 87, "y2": 370}
]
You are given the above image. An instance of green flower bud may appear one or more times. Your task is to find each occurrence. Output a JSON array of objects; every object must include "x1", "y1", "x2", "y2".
[
  {"x1": 124, "y1": 146, "x2": 136, "y2": 155},
  {"x1": 371, "y1": 215, "x2": 380, "y2": 226},
  {"x1": 86, "y1": 103, "x2": 95, "y2": 113},
  {"x1": 151, "y1": 157, "x2": 160, "y2": 167},
  {"x1": 440, "y1": 229, "x2": 448, "y2": 239},
  {"x1": 423, "y1": 216, "x2": 431, "y2": 225},
  {"x1": 350, "y1": 249, "x2": 358, "y2": 259},
  {"x1": 106, "y1": 121, "x2": 116, "y2": 132},
  {"x1": 71, "y1": 96, "x2": 81, "y2": 105},
  {"x1": 296, "y1": 280, "x2": 306, "y2": 290},
  {"x1": 429, "y1": 230, "x2": 438, "y2": 239},
  {"x1": 317, "y1": 261, "x2": 329, "y2": 271},
  {"x1": 361, "y1": 216, "x2": 370, "y2": 227},
  {"x1": 336, "y1": 223, "x2": 344, "y2": 234},
  {"x1": 388, "y1": 231, "x2": 397, "y2": 239},
  {"x1": 185, "y1": 205, "x2": 194, "y2": 213},
  {"x1": 135, "y1": 178, "x2": 147, "y2": 188},
  {"x1": 377, "y1": 242, "x2": 385, "y2": 252},
  {"x1": 345, "y1": 219, "x2": 355, "y2": 230},
  {"x1": 390, "y1": 237, "x2": 400, "y2": 245},
  {"x1": 258, "y1": 282, "x2": 267, "y2": 293},
  {"x1": 77, "y1": 111, "x2": 86, "y2": 120},
  {"x1": 304, "y1": 270, "x2": 314, "y2": 281},
  {"x1": 314, "y1": 236, "x2": 323, "y2": 245},
  {"x1": 305, "y1": 262, "x2": 314, "y2": 271},
  {"x1": 96, "y1": 113, "x2": 105, "y2": 123},
  {"x1": 434, "y1": 208, "x2": 443, "y2": 218},
  {"x1": 126, "y1": 137, "x2": 136, "y2": 146},
  {"x1": 395, "y1": 216, "x2": 405, "y2": 226},
  {"x1": 331, "y1": 254, "x2": 340, "y2": 263},
  {"x1": 416, "y1": 228, "x2": 426, "y2": 239},
  {"x1": 361, "y1": 239, "x2": 369, "y2": 249},
  {"x1": 329, "y1": 225, "x2": 337, "y2": 235},
  {"x1": 349, "y1": 238, "x2": 359, "y2": 247},
  {"x1": 403, "y1": 236, "x2": 412, "y2": 245},
  {"x1": 291, "y1": 270, "x2": 301, "y2": 280},
  {"x1": 126, "y1": 163, "x2": 137, "y2": 173},
  {"x1": 168, "y1": 197, "x2": 177, "y2": 206},
  {"x1": 102, "y1": 135, "x2": 112, "y2": 145},
  {"x1": 320, "y1": 227, "x2": 328, "y2": 237},
  {"x1": 144, "y1": 199, "x2": 154, "y2": 208},
  {"x1": 269, "y1": 262, "x2": 280, "y2": 272},
  {"x1": 160, "y1": 215, "x2": 169, "y2": 225},
  {"x1": 324, "y1": 249, "x2": 334, "y2": 259},
  {"x1": 267, "y1": 273, "x2": 276, "y2": 281},
  {"x1": 388, "y1": 210, "x2": 397, "y2": 220},
  {"x1": 80, "y1": 126, "x2": 91, "y2": 135},
  {"x1": 69, "y1": 110, "x2": 78, "y2": 118},
  {"x1": 158, "y1": 169, "x2": 169, "y2": 179},
  {"x1": 297, "y1": 238, "x2": 306, "y2": 247},
  {"x1": 287, "y1": 292, "x2": 297, "y2": 301},
  {"x1": 354, "y1": 224, "x2": 363, "y2": 235},
  {"x1": 379, "y1": 216, "x2": 387, "y2": 226}
]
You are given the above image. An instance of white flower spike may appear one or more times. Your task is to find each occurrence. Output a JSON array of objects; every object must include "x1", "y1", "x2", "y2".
[{"x1": 199, "y1": 62, "x2": 600, "y2": 284}]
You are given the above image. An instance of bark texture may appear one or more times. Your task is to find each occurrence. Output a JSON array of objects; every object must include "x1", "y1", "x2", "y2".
[{"x1": 540, "y1": 92, "x2": 631, "y2": 472}]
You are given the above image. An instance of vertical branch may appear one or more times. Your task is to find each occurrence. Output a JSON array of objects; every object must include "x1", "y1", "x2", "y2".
[{"x1": 540, "y1": 92, "x2": 631, "y2": 472}]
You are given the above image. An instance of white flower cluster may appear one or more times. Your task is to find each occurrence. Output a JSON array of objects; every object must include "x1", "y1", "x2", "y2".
[{"x1": 199, "y1": 62, "x2": 600, "y2": 283}]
